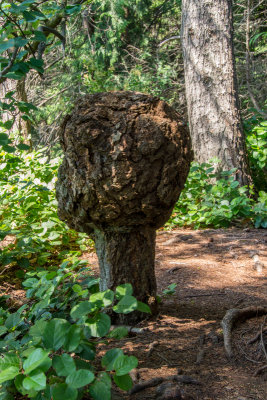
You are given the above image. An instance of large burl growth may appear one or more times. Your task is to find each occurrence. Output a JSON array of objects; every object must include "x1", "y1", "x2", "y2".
[{"x1": 56, "y1": 91, "x2": 192, "y2": 320}]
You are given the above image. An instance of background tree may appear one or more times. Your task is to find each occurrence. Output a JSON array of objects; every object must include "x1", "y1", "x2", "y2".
[{"x1": 181, "y1": 0, "x2": 252, "y2": 186}]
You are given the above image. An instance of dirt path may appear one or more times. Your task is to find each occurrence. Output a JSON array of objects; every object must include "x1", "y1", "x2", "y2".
[{"x1": 86, "y1": 228, "x2": 267, "y2": 400}]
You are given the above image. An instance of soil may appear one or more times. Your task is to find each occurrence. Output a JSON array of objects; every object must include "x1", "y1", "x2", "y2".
[{"x1": 1, "y1": 228, "x2": 267, "y2": 399}]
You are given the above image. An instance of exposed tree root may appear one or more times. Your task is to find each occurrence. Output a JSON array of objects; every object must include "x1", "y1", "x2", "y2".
[
  {"x1": 129, "y1": 374, "x2": 200, "y2": 395},
  {"x1": 221, "y1": 306, "x2": 267, "y2": 359}
]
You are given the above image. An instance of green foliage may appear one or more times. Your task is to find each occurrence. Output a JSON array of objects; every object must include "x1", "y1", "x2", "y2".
[
  {"x1": 167, "y1": 162, "x2": 267, "y2": 229},
  {"x1": 0, "y1": 140, "x2": 91, "y2": 270},
  {"x1": 244, "y1": 118, "x2": 267, "y2": 191},
  {"x1": 0, "y1": 262, "x2": 149, "y2": 399}
]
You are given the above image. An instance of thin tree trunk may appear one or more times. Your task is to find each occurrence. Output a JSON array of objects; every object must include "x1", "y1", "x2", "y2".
[{"x1": 181, "y1": 0, "x2": 252, "y2": 186}]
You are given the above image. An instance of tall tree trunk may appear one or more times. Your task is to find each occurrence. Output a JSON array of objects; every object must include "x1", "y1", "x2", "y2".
[{"x1": 181, "y1": 0, "x2": 252, "y2": 186}]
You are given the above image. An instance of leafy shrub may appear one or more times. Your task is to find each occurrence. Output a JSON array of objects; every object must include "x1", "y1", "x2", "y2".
[
  {"x1": 167, "y1": 162, "x2": 267, "y2": 229},
  {"x1": 0, "y1": 137, "x2": 90, "y2": 271},
  {"x1": 0, "y1": 260, "x2": 150, "y2": 399},
  {"x1": 244, "y1": 118, "x2": 267, "y2": 191}
]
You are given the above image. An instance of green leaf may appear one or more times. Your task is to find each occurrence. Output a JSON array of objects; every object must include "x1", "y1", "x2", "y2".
[
  {"x1": 101, "y1": 348, "x2": 123, "y2": 371},
  {"x1": 23, "y1": 10, "x2": 38, "y2": 22},
  {"x1": 113, "y1": 295, "x2": 138, "y2": 314},
  {"x1": 85, "y1": 313, "x2": 111, "y2": 337},
  {"x1": 51, "y1": 384, "x2": 78, "y2": 400},
  {"x1": 115, "y1": 284, "x2": 133, "y2": 299},
  {"x1": 107, "y1": 326, "x2": 128, "y2": 339},
  {"x1": 0, "y1": 326, "x2": 8, "y2": 336},
  {"x1": 0, "y1": 367, "x2": 19, "y2": 384},
  {"x1": 32, "y1": 30, "x2": 47, "y2": 42},
  {"x1": 52, "y1": 354, "x2": 76, "y2": 377},
  {"x1": 23, "y1": 348, "x2": 50, "y2": 374},
  {"x1": 0, "y1": 133, "x2": 9, "y2": 145},
  {"x1": 42, "y1": 318, "x2": 70, "y2": 350},
  {"x1": 89, "y1": 290, "x2": 114, "y2": 307},
  {"x1": 17, "y1": 143, "x2": 31, "y2": 151},
  {"x1": 28, "y1": 58, "x2": 44, "y2": 73},
  {"x1": 2, "y1": 145, "x2": 16, "y2": 153},
  {"x1": 113, "y1": 373, "x2": 133, "y2": 391},
  {"x1": 0, "y1": 353, "x2": 20, "y2": 370},
  {"x1": 65, "y1": 369, "x2": 94, "y2": 389},
  {"x1": 5, "y1": 312, "x2": 21, "y2": 329},
  {"x1": 64, "y1": 325, "x2": 81, "y2": 352},
  {"x1": 136, "y1": 301, "x2": 151, "y2": 314},
  {"x1": 70, "y1": 301, "x2": 95, "y2": 320},
  {"x1": 23, "y1": 370, "x2": 46, "y2": 391},
  {"x1": 114, "y1": 355, "x2": 138, "y2": 376},
  {"x1": 89, "y1": 372, "x2": 111, "y2": 400},
  {"x1": 0, "y1": 39, "x2": 15, "y2": 54}
]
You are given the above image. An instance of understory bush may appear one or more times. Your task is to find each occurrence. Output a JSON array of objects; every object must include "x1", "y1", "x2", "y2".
[
  {"x1": 167, "y1": 162, "x2": 267, "y2": 229},
  {"x1": 0, "y1": 260, "x2": 149, "y2": 399},
  {"x1": 244, "y1": 118, "x2": 267, "y2": 191},
  {"x1": 0, "y1": 134, "x2": 91, "y2": 271}
]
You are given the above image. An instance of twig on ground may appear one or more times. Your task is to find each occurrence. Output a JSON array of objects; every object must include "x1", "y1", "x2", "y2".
[
  {"x1": 247, "y1": 328, "x2": 267, "y2": 345},
  {"x1": 148, "y1": 340, "x2": 159, "y2": 355},
  {"x1": 221, "y1": 306, "x2": 267, "y2": 358},
  {"x1": 260, "y1": 316, "x2": 267, "y2": 361},
  {"x1": 254, "y1": 364, "x2": 267, "y2": 376}
]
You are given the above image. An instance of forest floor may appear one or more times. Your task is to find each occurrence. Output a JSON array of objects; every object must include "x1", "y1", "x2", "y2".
[
  {"x1": 86, "y1": 228, "x2": 267, "y2": 400},
  {"x1": 1, "y1": 228, "x2": 267, "y2": 399}
]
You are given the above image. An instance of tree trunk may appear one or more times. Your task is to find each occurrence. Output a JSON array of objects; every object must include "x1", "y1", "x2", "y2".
[
  {"x1": 181, "y1": 0, "x2": 252, "y2": 186},
  {"x1": 93, "y1": 227, "x2": 158, "y2": 322}
]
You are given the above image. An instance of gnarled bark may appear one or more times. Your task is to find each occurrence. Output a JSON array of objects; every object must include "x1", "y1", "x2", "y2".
[{"x1": 56, "y1": 91, "x2": 192, "y2": 322}]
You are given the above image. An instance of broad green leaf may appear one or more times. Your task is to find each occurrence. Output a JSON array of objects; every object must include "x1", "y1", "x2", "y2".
[
  {"x1": 5, "y1": 312, "x2": 21, "y2": 329},
  {"x1": 113, "y1": 373, "x2": 133, "y2": 391},
  {"x1": 0, "y1": 133, "x2": 9, "y2": 145},
  {"x1": 115, "y1": 284, "x2": 133, "y2": 299},
  {"x1": 70, "y1": 301, "x2": 95, "y2": 320},
  {"x1": 0, "y1": 353, "x2": 20, "y2": 370},
  {"x1": 101, "y1": 348, "x2": 123, "y2": 371},
  {"x1": 2, "y1": 145, "x2": 16, "y2": 153},
  {"x1": 136, "y1": 301, "x2": 151, "y2": 314},
  {"x1": 85, "y1": 313, "x2": 111, "y2": 337},
  {"x1": 113, "y1": 295, "x2": 138, "y2": 314},
  {"x1": 52, "y1": 354, "x2": 76, "y2": 377},
  {"x1": 29, "y1": 320, "x2": 48, "y2": 340},
  {"x1": 0, "y1": 326, "x2": 7, "y2": 336},
  {"x1": 66, "y1": 369, "x2": 94, "y2": 389},
  {"x1": 23, "y1": 348, "x2": 50, "y2": 374},
  {"x1": 89, "y1": 372, "x2": 111, "y2": 400},
  {"x1": 0, "y1": 39, "x2": 15, "y2": 54},
  {"x1": 17, "y1": 144, "x2": 31, "y2": 151},
  {"x1": 0, "y1": 366, "x2": 19, "y2": 384},
  {"x1": 42, "y1": 318, "x2": 70, "y2": 350},
  {"x1": 76, "y1": 342, "x2": 95, "y2": 361},
  {"x1": 89, "y1": 290, "x2": 114, "y2": 307},
  {"x1": 23, "y1": 370, "x2": 46, "y2": 391},
  {"x1": 114, "y1": 355, "x2": 138, "y2": 376},
  {"x1": 51, "y1": 383, "x2": 78, "y2": 400},
  {"x1": 64, "y1": 325, "x2": 81, "y2": 352}
]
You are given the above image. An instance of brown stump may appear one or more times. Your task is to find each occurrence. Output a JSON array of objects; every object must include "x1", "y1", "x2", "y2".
[{"x1": 56, "y1": 91, "x2": 192, "y2": 322}]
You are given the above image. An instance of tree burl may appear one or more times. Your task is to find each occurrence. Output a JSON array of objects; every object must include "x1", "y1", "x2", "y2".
[{"x1": 56, "y1": 91, "x2": 192, "y2": 321}]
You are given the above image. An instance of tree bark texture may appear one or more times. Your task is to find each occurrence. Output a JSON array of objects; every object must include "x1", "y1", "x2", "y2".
[
  {"x1": 94, "y1": 227, "x2": 157, "y2": 319},
  {"x1": 56, "y1": 91, "x2": 192, "y2": 322},
  {"x1": 181, "y1": 0, "x2": 251, "y2": 186}
]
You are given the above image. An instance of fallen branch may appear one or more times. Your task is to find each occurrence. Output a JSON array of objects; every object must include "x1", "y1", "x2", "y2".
[
  {"x1": 221, "y1": 306, "x2": 267, "y2": 358},
  {"x1": 129, "y1": 374, "x2": 200, "y2": 395}
]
